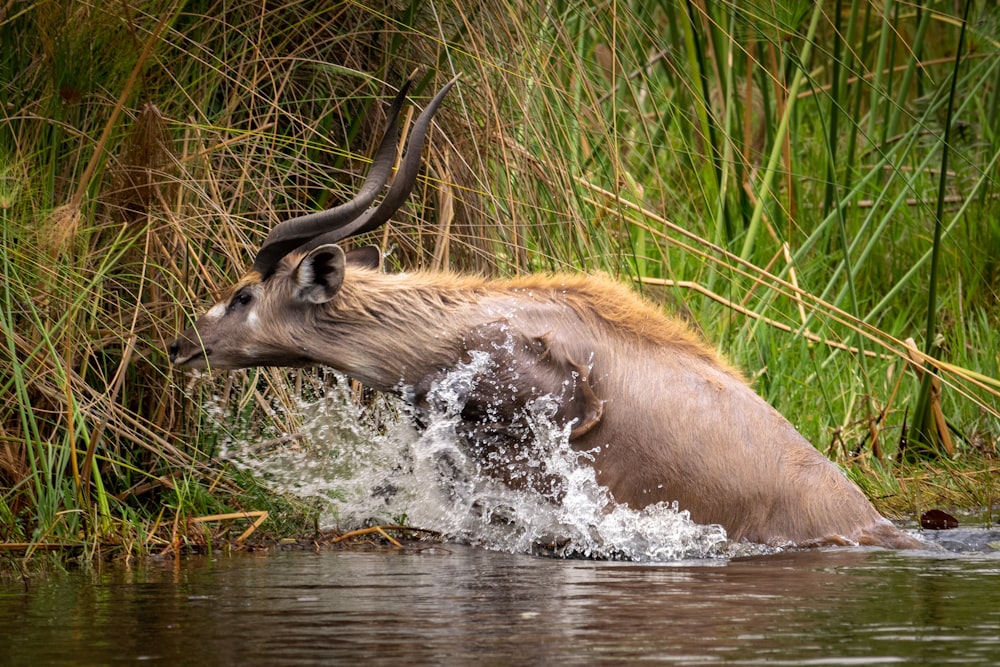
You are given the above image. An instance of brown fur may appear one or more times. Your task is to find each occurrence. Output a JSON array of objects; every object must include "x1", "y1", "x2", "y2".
[{"x1": 171, "y1": 253, "x2": 921, "y2": 549}]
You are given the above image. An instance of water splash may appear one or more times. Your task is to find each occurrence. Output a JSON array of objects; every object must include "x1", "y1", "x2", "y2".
[{"x1": 214, "y1": 363, "x2": 739, "y2": 561}]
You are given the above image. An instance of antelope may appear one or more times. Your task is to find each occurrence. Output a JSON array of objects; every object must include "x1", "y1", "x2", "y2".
[{"x1": 170, "y1": 77, "x2": 921, "y2": 550}]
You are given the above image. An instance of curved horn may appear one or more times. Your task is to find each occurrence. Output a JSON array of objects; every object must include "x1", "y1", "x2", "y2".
[
  {"x1": 301, "y1": 75, "x2": 459, "y2": 249},
  {"x1": 250, "y1": 78, "x2": 414, "y2": 278}
]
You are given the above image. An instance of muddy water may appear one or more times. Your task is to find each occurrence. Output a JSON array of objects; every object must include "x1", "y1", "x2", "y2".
[{"x1": 3, "y1": 541, "x2": 999, "y2": 665}]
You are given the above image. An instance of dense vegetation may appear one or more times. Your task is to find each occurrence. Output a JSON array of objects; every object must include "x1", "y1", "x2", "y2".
[{"x1": 1, "y1": 0, "x2": 997, "y2": 562}]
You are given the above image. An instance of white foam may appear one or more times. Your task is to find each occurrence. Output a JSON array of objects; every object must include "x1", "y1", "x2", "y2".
[{"x1": 211, "y1": 363, "x2": 739, "y2": 561}]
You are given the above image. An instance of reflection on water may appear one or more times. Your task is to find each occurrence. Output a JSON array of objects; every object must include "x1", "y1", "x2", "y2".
[{"x1": 2, "y1": 545, "x2": 998, "y2": 665}]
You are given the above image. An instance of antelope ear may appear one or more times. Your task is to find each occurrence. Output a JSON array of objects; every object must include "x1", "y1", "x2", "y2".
[
  {"x1": 294, "y1": 244, "x2": 346, "y2": 304},
  {"x1": 345, "y1": 245, "x2": 382, "y2": 270}
]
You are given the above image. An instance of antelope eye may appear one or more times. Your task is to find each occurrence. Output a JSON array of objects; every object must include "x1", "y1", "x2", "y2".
[{"x1": 230, "y1": 289, "x2": 253, "y2": 310}]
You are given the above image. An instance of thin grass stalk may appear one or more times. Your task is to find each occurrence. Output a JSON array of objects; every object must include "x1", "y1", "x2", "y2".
[
  {"x1": 866, "y1": 0, "x2": 894, "y2": 146},
  {"x1": 0, "y1": 238, "x2": 46, "y2": 526},
  {"x1": 989, "y1": 57, "x2": 1000, "y2": 154},
  {"x1": 842, "y1": 0, "x2": 873, "y2": 190},
  {"x1": 695, "y1": 4, "x2": 740, "y2": 310},
  {"x1": 702, "y1": 0, "x2": 739, "y2": 245},
  {"x1": 908, "y1": 0, "x2": 972, "y2": 457},
  {"x1": 821, "y1": 0, "x2": 871, "y2": 391},
  {"x1": 820, "y1": 110, "x2": 944, "y2": 318},
  {"x1": 682, "y1": 0, "x2": 725, "y2": 241},
  {"x1": 883, "y1": 3, "x2": 931, "y2": 143},
  {"x1": 739, "y1": 2, "x2": 823, "y2": 261},
  {"x1": 822, "y1": 0, "x2": 845, "y2": 221},
  {"x1": 878, "y1": 0, "x2": 901, "y2": 149},
  {"x1": 715, "y1": 6, "x2": 738, "y2": 244}
]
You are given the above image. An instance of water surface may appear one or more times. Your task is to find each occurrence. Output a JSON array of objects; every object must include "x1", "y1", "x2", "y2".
[{"x1": 3, "y1": 543, "x2": 998, "y2": 665}]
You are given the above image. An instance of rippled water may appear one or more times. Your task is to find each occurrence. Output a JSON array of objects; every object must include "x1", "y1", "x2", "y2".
[{"x1": 3, "y1": 544, "x2": 999, "y2": 665}]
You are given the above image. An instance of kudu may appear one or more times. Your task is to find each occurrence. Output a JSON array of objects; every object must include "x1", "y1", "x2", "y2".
[{"x1": 170, "y1": 78, "x2": 920, "y2": 549}]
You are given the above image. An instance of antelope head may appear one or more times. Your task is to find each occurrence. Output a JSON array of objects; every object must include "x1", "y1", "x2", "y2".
[{"x1": 169, "y1": 77, "x2": 457, "y2": 371}]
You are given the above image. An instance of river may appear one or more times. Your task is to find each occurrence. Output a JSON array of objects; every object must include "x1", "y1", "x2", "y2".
[{"x1": 3, "y1": 536, "x2": 998, "y2": 665}]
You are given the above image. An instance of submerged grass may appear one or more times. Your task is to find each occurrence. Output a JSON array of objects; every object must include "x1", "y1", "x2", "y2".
[{"x1": 1, "y1": 0, "x2": 998, "y2": 562}]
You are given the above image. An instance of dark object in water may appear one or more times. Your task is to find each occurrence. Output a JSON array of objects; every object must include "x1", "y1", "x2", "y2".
[{"x1": 920, "y1": 509, "x2": 959, "y2": 530}]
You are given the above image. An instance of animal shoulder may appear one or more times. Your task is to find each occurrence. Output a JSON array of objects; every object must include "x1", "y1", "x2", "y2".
[
  {"x1": 504, "y1": 273, "x2": 727, "y2": 363},
  {"x1": 383, "y1": 269, "x2": 729, "y2": 368},
  {"x1": 353, "y1": 266, "x2": 734, "y2": 371}
]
